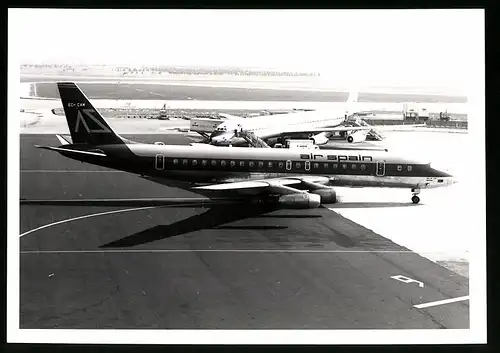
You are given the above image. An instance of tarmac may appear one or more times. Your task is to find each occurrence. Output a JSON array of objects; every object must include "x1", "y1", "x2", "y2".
[{"x1": 19, "y1": 133, "x2": 470, "y2": 329}]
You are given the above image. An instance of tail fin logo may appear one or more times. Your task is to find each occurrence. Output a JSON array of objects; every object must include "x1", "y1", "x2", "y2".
[{"x1": 75, "y1": 109, "x2": 112, "y2": 134}]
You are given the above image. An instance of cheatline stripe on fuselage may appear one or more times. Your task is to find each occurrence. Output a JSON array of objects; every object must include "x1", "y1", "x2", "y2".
[{"x1": 63, "y1": 143, "x2": 451, "y2": 179}]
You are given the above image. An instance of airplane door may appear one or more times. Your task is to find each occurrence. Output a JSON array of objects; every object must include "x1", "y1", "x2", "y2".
[
  {"x1": 155, "y1": 154, "x2": 164, "y2": 170},
  {"x1": 376, "y1": 161, "x2": 385, "y2": 176},
  {"x1": 305, "y1": 160, "x2": 311, "y2": 171},
  {"x1": 286, "y1": 160, "x2": 292, "y2": 171}
]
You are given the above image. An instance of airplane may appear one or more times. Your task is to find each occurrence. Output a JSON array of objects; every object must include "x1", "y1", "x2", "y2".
[
  {"x1": 33, "y1": 82, "x2": 455, "y2": 210},
  {"x1": 208, "y1": 91, "x2": 425, "y2": 147}
]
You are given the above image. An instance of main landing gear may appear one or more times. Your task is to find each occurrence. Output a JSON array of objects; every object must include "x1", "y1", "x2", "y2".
[{"x1": 411, "y1": 188, "x2": 420, "y2": 204}]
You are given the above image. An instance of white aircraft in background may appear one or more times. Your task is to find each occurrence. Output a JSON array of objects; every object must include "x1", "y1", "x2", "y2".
[{"x1": 207, "y1": 90, "x2": 424, "y2": 147}]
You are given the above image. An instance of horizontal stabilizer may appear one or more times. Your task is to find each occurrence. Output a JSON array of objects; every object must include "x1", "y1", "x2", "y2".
[
  {"x1": 35, "y1": 145, "x2": 107, "y2": 157},
  {"x1": 56, "y1": 134, "x2": 72, "y2": 145}
]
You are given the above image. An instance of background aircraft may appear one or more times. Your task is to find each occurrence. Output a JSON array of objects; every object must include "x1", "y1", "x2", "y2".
[{"x1": 207, "y1": 90, "x2": 424, "y2": 147}]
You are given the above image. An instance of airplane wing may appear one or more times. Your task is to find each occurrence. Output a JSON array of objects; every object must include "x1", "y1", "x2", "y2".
[
  {"x1": 218, "y1": 113, "x2": 245, "y2": 120},
  {"x1": 193, "y1": 176, "x2": 330, "y2": 194},
  {"x1": 255, "y1": 123, "x2": 426, "y2": 141},
  {"x1": 189, "y1": 143, "x2": 218, "y2": 147},
  {"x1": 277, "y1": 124, "x2": 426, "y2": 135}
]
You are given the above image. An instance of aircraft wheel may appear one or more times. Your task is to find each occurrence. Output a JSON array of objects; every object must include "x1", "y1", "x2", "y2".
[{"x1": 411, "y1": 195, "x2": 420, "y2": 204}]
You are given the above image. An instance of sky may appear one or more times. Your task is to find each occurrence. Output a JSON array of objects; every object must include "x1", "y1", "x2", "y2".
[{"x1": 9, "y1": 8, "x2": 484, "y2": 90}]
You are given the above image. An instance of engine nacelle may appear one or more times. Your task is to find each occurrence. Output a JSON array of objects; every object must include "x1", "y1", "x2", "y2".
[
  {"x1": 346, "y1": 130, "x2": 367, "y2": 143},
  {"x1": 310, "y1": 188, "x2": 337, "y2": 203},
  {"x1": 310, "y1": 132, "x2": 329, "y2": 145},
  {"x1": 278, "y1": 193, "x2": 321, "y2": 209}
]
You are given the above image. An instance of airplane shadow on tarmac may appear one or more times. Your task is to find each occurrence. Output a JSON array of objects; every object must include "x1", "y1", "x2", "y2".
[
  {"x1": 99, "y1": 201, "x2": 418, "y2": 248},
  {"x1": 21, "y1": 198, "x2": 418, "y2": 248},
  {"x1": 100, "y1": 204, "x2": 281, "y2": 248}
]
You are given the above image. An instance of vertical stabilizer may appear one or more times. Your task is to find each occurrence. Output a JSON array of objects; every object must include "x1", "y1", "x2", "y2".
[
  {"x1": 345, "y1": 88, "x2": 359, "y2": 117},
  {"x1": 57, "y1": 82, "x2": 124, "y2": 145}
]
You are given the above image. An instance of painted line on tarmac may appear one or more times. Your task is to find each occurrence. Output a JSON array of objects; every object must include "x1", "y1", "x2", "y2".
[
  {"x1": 20, "y1": 249, "x2": 418, "y2": 254},
  {"x1": 414, "y1": 295, "x2": 470, "y2": 309},
  {"x1": 21, "y1": 170, "x2": 123, "y2": 173},
  {"x1": 19, "y1": 206, "x2": 157, "y2": 238}
]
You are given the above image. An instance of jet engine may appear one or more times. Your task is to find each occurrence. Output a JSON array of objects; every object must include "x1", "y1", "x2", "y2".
[
  {"x1": 310, "y1": 132, "x2": 329, "y2": 145},
  {"x1": 278, "y1": 193, "x2": 321, "y2": 209},
  {"x1": 311, "y1": 188, "x2": 337, "y2": 203},
  {"x1": 346, "y1": 130, "x2": 367, "y2": 143}
]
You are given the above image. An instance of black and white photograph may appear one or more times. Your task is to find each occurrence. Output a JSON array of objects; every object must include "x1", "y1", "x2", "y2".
[{"x1": 7, "y1": 8, "x2": 486, "y2": 344}]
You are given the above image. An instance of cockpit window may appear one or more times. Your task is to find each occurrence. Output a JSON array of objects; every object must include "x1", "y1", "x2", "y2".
[{"x1": 438, "y1": 179, "x2": 444, "y2": 183}]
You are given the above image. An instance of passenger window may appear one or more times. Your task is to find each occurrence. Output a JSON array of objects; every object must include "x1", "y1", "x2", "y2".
[
  {"x1": 173, "y1": 159, "x2": 178, "y2": 164},
  {"x1": 240, "y1": 161, "x2": 245, "y2": 167},
  {"x1": 259, "y1": 161, "x2": 264, "y2": 167},
  {"x1": 407, "y1": 165, "x2": 413, "y2": 171},
  {"x1": 296, "y1": 162, "x2": 301, "y2": 168},
  {"x1": 397, "y1": 165, "x2": 403, "y2": 171},
  {"x1": 211, "y1": 160, "x2": 217, "y2": 166},
  {"x1": 342, "y1": 164, "x2": 347, "y2": 169},
  {"x1": 360, "y1": 164, "x2": 366, "y2": 170},
  {"x1": 278, "y1": 162, "x2": 284, "y2": 168},
  {"x1": 323, "y1": 163, "x2": 328, "y2": 168},
  {"x1": 333, "y1": 164, "x2": 338, "y2": 169},
  {"x1": 192, "y1": 160, "x2": 198, "y2": 165},
  {"x1": 202, "y1": 160, "x2": 207, "y2": 166},
  {"x1": 286, "y1": 160, "x2": 292, "y2": 170},
  {"x1": 230, "y1": 161, "x2": 236, "y2": 167},
  {"x1": 314, "y1": 163, "x2": 319, "y2": 169},
  {"x1": 351, "y1": 164, "x2": 356, "y2": 169},
  {"x1": 221, "y1": 160, "x2": 226, "y2": 166},
  {"x1": 249, "y1": 161, "x2": 255, "y2": 167},
  {"x1": 268, "y1": 162, "x2": 273, "y2": 168},
  {"x1": 183, "y1": 159, "x2": 188, "y2": 165}
]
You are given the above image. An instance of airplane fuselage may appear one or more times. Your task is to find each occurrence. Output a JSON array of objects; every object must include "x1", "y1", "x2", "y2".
[
  {"x1": 58, "y1": 142, "x2": 454, "y2": 198},
  {"x1": 210, "y1": 110, "x2": 346, "y2": 145}
]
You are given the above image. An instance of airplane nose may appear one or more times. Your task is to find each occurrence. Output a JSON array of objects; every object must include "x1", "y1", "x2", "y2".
[{"x1": 211, "y1": 135, "x2": 228, "y2": 146}]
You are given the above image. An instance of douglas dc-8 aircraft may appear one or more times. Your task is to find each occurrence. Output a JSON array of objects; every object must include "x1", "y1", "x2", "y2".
[{"x1": 35, "y1": 82, "x2": 455, "y2": 208}]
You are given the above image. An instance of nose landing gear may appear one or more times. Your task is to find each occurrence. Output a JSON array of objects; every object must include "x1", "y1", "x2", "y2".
[{"x1": 411, "y1": 188, "x2": 421, "y2": 204}]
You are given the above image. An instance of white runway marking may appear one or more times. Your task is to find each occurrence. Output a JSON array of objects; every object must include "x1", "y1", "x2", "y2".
[
  {"x1": 19, "y1": 206, "x2": 157, "y2": 237},
  {"x1": 414, "y1": 296, "x2": 470, "y2": 309},
  {"x1": 21, "y1": 170, "x2": 123, "y2": 173},
  {"x1": 20, "y1": 249, "x2": 418, "y2": 254}
]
